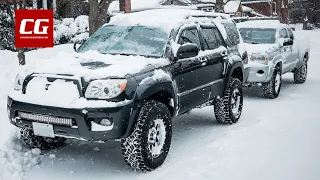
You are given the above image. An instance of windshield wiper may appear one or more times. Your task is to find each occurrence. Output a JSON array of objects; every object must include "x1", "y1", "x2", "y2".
[
  {"x1": 247, "y1": 41, "x2": 260, "y2": 44},
  {"x1": 107, "y1": 52, "x2": 159, "y2": 58}
]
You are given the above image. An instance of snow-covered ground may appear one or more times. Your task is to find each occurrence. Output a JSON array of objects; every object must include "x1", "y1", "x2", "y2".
[{"x1": 1, "y1": 30, "x2": 320, "y2": 180}]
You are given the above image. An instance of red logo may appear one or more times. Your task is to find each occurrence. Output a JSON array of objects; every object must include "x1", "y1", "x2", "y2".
[{"x1": 15, "y1": 10, "x2": 54, "y2": 48}]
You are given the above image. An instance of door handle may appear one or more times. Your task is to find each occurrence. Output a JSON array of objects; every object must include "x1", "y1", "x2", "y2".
[
  {"x1": 200, "y1": 57, "x2": 208, "y2": 62},
  {"x1": 221, "y1": 51, "x2": 227, "y2": 56}
]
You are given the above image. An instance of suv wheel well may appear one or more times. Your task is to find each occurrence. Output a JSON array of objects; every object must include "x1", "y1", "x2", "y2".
[
  {"x1": 304, "y1": 53, "x2": 309, "y2": 60},
  {"x1": 231, "y1": 67, "x2": 243, "y2": 83},
  {"x1": 276, "y1": 62, "x2": 282, "y2": 72},
  {"x1": 147, "y1": 91, "x2": 174, "y2": 116}
]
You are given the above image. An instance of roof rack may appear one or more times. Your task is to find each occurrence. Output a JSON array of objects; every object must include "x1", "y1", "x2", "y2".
[{"x1": 232, "y1": 16, "x2": 279, "y2": 23}]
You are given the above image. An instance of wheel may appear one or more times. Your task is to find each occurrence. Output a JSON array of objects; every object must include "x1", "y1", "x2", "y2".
[
  {"x1": 294, "y1": 58, "x2": 308, "y2": 84},
  {"x1": 262, "y1": 66, "x2": 282, "y2": 99},
  {"x1": 121, "y1": 100, "x2": 172, "y2": 171},
  {"x1": 214, "y1": 78, "x2": 243, "y2": 124},
  {"x1": 20, "y1": 127, "x2": 66, "y2": 150}
]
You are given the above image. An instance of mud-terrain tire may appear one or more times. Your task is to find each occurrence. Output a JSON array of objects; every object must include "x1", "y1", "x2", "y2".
[
  {"x1": 121, "y1": 100, "x2": 172, "y2": 171},
  {"x1": 294, "y1": 58, "x2": 308, "y2": 84},
  {"x1": 262, "y1": 66, "x2": 282, "y2": 99},
  {"x1": 214, "y1": 78, "x2": 243, "y2": 124},
  {"x1": 20, "y1": 128, "x2": 66, "y2": 150}
]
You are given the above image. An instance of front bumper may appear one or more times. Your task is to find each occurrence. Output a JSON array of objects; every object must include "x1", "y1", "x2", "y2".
[
  {"x1": 7, "y1": 96, "x2": 136, "y2": 141},
  {"x1": 245, "y1": 62, "x2": 272, "y2": 83}
]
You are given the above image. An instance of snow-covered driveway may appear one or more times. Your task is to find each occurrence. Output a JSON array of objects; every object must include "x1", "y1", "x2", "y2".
[{"x1": 1, "y1": 30, "x2": 320, "y2": 180}]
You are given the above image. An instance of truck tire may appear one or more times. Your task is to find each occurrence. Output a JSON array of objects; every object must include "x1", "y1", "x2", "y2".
[
  {"x1": 121, "y1": 100, "x2": 172, "y2": 171},
  {"x1": 214, "y1": 78, "x2": 243, "y2": 124},
  {"x1": 294, "y1": 59, "x2": 307, "y2": 84},
  {"x1": 262, "y1": 66, "x2": 281, "y2": 99},
  {"x1": 20, "y1": 128, "x2": 66, "y2": 150}
]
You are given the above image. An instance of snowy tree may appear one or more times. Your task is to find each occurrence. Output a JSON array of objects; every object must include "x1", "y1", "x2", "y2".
[
  {"x1": 2, "y1": 0, "x2": 27, "y2": 65},
  {"x1": 215, "y1": 0, "x2": 224, "y2": 13},
  {"x1": 0, "y1": 4, "x2": 14, "y2": 51},
  {"x1": 88, "y1": 0, "x2": 114, "y2": 35}
]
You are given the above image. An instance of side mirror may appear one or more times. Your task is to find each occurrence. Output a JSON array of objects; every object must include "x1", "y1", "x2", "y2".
[
  {"x1": 282, "y1": 38, "x2": 293, "y2": 46},
  {"x1": 291, "y1": 27, "x2": 295, "y2": 31},
  {"x1": 176, "y1": 43, "x2": 200, "y2": 59}
]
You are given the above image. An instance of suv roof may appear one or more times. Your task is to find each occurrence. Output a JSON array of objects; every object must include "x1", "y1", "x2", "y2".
[
  {"x1": 237, "y1": 20, "x2": 289, "y2": 29},
  {"x1": 108, "y1": 9, "x2": 233, "y2": 33}
]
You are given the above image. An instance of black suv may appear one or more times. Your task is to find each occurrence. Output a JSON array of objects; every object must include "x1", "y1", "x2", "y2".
[{"x1": 7, "y1": 9, "x2": 244, "y2": 171}]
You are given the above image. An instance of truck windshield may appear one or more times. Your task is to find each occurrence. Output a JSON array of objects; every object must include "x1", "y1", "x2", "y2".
[
  {"x1": 77, "y1": 25, "x2": 168, "y2": 58},
  {"x1": 239, "y1": 28, "x2": 277, "y2": 44}
]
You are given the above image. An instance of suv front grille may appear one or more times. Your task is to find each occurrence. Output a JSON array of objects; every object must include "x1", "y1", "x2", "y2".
[{"x1": 18, "y1": 111, "x2": 73, "y2": 127}]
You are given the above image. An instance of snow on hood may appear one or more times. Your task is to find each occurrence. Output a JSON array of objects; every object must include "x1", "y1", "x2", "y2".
[
  {"x1": 244, "y1": 43, "x2": 279, "y2": 56},
  {"x1": 20, "y1": 50, "x2": 170, "y2": 81}
]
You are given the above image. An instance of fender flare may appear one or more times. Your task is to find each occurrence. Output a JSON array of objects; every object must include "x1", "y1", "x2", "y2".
[
  {"x1": 225, "y1": 61, "x2": 244, "y2": 87},
  {"x1": 121, "y1": 81, "x2": 176, "y2": 138}
]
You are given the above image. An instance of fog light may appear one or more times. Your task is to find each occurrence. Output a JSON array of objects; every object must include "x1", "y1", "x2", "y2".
[{"x1": 100, "y1": 119, "x2": 112, "y2": 126}]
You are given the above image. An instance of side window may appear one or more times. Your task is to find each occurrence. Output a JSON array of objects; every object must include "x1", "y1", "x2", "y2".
[
  {"x1": 287, "y1": 28, "x2": 294, "y2": 39},
  {"x1": 212, "y1": 28, "x2": 224, "y2": 48},
  {"x1": 178, "y1": 28, "x2": 201, "y2": 48},
  {"x1": 200, "y1": 28, "x2": 218, "y2": 50},
  {"x1": 229, "y1": 24, "x2": 240, "y2": 45},
  {"x1": 221, "y1": 22, "x2": 239, "y2": 46},
  {"x1": 280, "y1": 28, "x2": 289, "y2": 38}
]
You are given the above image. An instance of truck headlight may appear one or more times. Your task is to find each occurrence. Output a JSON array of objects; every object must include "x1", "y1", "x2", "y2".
[
  {"x1": 85, "y1": 79, "x2": 127, "y2": 99},
  {"x1": 250, "y1": 54, "x2": 269, "y2": 64},
  {"x1": 14, "y1": 73, "x2": 25, "y2": 91}
]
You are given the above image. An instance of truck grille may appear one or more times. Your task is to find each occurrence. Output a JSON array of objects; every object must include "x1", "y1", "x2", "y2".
[{"x1": 18, "y1": 112, "x2": 73, "y2": 127}]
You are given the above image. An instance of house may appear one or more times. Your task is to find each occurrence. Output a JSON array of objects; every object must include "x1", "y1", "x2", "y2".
[
  {"x1": 224, "y1": 0, "x2": 266, "y2": 17},
  {"x1": 191, "y1": 0, "x2": 215, "y2": 12},
  {"x1": 109, "y1": 0, "x2": 216, "y2": 13},
  {"x1": 240, "y1": 0, "x2": 288, "y2": 23}
]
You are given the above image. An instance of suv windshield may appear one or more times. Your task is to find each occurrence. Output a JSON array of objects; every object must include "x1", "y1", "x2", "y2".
[
  {"x1": 239, "y1": 28, "x2": 277, "y2": 44},
  {"x1": 77, "y1": 25, "x2": 168, "y2": 57}
]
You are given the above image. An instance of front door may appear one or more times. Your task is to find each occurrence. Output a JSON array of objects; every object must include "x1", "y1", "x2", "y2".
[
  {"x1": 286, "y1": 28, "x2": 299, "y2": 69},
  {"x1": 171, "y1": 26, "x2": 210, "y2": 114},
  {"x1": 279, "y1": 28, "x2": 294, "y2": 73}
]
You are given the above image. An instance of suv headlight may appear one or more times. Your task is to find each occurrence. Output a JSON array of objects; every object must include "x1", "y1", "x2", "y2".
[
  {"x1": 14, "y1": 73, "x2": 25, "y2": 91},
  {"x1": 85, "y1": 79, "x2": 127, "y2": 99}
]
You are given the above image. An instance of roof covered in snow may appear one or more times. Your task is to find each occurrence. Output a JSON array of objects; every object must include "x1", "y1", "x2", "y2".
[
  {"x1": 237, "y1": 20, "x2": 288, "y2": 29},
  {"x1": 224, "y1": 0, "x2": 241, "y2": 13},
  {"x1": 242, "y1": 5, "x2": 252, "y2": 13},
  {"x1": 108, "y1": 9, "x2": 227, "y2": 33},
  {"x1": 108, "y1": 0, "x2": 193, "y2": 12},
  {"x1": 197, "y1": 0, "x2": 216, "y2": 3}
]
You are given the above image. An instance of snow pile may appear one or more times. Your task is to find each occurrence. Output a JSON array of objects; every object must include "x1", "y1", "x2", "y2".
[
  {"x1": 139, "y1": 69, "x2": 172, "y2": 85},
  {"x1": 224, "y1": 0, "x2": 240, "y2": 14},
  {"x1": 54, "y1": 16, "x2": 89, "y2": 45},
  {"x1": 0, "y1": 45, "x2": 76, "y2": 180},
  {"x1": 0, "y1": 132, "x2": 42, "y2": 180}
]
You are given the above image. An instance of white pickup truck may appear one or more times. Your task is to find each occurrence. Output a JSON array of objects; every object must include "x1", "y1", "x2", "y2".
[{"x1": 237, "y1": 20, "x2": 310, "y2": 99}]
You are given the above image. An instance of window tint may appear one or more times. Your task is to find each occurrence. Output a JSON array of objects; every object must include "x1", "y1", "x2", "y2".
[
  {"x1": 280, "y1": 29, "x2": 289, "y2": 38},
  {"x1": 213, "y1": 28, "x2": 224, "y2": 47},
  {"x1": 200, "y1": 28, "x2": 218, "y2": 50},
  {"x1": 178, "y1": 28, "x2": 201, "y2": 47},
  {"x1": 287, "y1": 28, "x2": 294, "y2": 39},
  {"x1": 221, "y1": 22, "x2": 240, "y2": 47}
]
